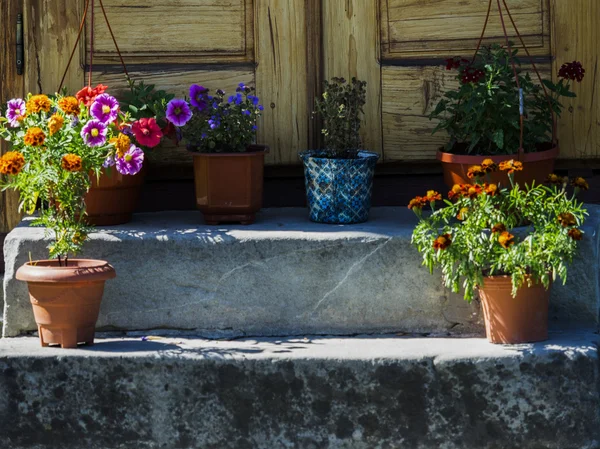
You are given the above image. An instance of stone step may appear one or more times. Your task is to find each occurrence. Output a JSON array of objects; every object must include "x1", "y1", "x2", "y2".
[
  {"x1": 0, "y1": 331, "x2": 598, "y2": 449},
  {"x1": 3, "y1": 206, "x2": 600, "y2": 337}
]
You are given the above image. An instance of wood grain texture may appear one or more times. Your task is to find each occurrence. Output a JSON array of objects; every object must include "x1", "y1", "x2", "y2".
[
  {"x1": 551, "y1": 0, "x2": 599, "y2": 159},
  {"x1": 87, "y1": 0, "x2": 254, "y2": 64},
  {"x1": 382, "y1": 64, "x2": 552, "y2": 161},
  {"x1": 323, "y1": 0, "x2": 382, "y2": 155},
  {"x1": 255, "y1": 0, "x2": 312, "y2": 165},
  {"x1": 381, "y1": 0, "x2": 551, "y2": 59}
]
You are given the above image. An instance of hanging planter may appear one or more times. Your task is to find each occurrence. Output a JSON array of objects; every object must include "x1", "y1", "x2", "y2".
[{"x1": 430, "y1": 0, "x2": 585, "y2": 188}]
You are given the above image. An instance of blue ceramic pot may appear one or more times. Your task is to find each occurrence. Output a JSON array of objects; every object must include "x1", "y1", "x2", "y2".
[{"x1": 300, "y1": 150, "x2": 379, "y2": 224}]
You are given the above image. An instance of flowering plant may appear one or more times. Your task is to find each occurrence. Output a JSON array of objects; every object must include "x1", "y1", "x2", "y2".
[
  {"x1": 168, "y1": 83, "x2": 263, "y2": 153},
  {"x1": 410, "y1": 159, "x2": 587, "y2": 300},
  {"x1": 0, "y1": 87, "x2": 144, "y2": 261},
  {"x1": 430, "y1": 44, "x2": 585, "y2": 155}
]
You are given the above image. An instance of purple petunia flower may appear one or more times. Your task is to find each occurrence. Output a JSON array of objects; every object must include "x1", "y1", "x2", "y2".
[
  {"x1": 116, "y1": 145, "x2": 144, "y2": 175},
  {"x1": 81, "y1": 119, "x2": 108, "y2": 147},
  {"x1": 189, "y1": 84, "x2": 209, "y2": 111},
  {"x1": 166, "y1": 99, "x2": 192, "y2": 127},
  {"x1": 6, "y1": 99, "x2": 26, "y2": 127},
  {"x1": 90, "y1": 94, "x2": 119, "y2": 124}
]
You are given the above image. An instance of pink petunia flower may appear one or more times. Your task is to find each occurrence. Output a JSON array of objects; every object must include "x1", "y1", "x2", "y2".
[
  {"x1": 5, "y1": 99, "x2": 26, "y2": 127},
  {"x1": 116, "y1": 145, "x2": 144, "y2": 175},
  {"x1": 90, "y1": 94, "x2": 120, "y2": 124},
  {"x1": 81, "y1": 119, "x2": 108, "y2": 147},
  {"x1": 132, "y1": 118, "x2": 162, "y2": 148}
]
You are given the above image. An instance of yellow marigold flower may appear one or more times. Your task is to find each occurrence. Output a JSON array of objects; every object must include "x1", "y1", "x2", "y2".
[
  {"x1": 57, "y1": 96, "x2": 81, "y2": 116},
  {"x1": 467, "y1": 165, "x2": 485, "y2": 179},
  {"x1": 23, "y1": 127, "x2": 46, "y2": 147},
  {"x1": 568, "y1": 228, "x2": 583, "y2": 241},
  {"x1": 26, "y1": 94, "x2": 51, "y2": 114},
  {"x1": 481, "y1": 158, "x2": 498, "y2": 172},
  {"x1": 426, "y1": 190, "x2": 442, "y2": 202},
  {"x1": 491, "y1": 223, "x2": 506, "y2": 234},
  {"x1": 448, "y1": 184, "x2": 465, "y2": 200},
  {"x1": 0, "y1": 151, "x2": 25, "y2": 175},
  {"x1": 498, "y1": 231, "x2": 515, "y2": 249},
  {"x1": 61, "y1": 154, "x2": 83, "y2": 172},
  {"x1": 466, "y1": 184, "x2": 483, "y2": 199},
  {"x1": 499, "y1": 159, "x2": 524, "y2": 174},
  {"x1": 546, "y1": 173, "x2": 564, "y2": 186},
  {"x1": 433, "y1": 233, "x2": 452, "y2": 250},
  {"x1": 109, "y1": 133, "x2": 131, "y2": 158},
  {"x1": 457, "y1": 207, "x2": 469, "y2": 221},
  {"x1": 408, "y1": 196, "x2": 428, "y2": 210},
  {"x1": 571, "y1": 176, "x2": 589, "y2": 191},
  {"x1": 484, "y1": 183, "x2": 498, "y2": 196},
  {"x1": 48, "y1": 114, "x2": 64, "y2": 136},
  {"x1": 557, "y1": 212, "x2": 577, "y2": 227}
]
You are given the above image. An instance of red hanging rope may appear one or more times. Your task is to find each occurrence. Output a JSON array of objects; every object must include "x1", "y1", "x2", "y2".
[{"x1": 58, "y1": 0, "x2": 90, "y2": 92}]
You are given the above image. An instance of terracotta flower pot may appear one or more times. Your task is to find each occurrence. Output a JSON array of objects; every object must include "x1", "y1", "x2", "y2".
[
  {"x1": 190, "y1": 144, "x2": 268, "y2": 225},
  {"x1": 16, "y1": 259, "x2": 116, "y2": 348},
  {"x1": 84, "y1": 168, "x2": 145, "y2": 226},
  {"x1": 437, "y1": 145, "x2": 559, "y2": 188},
  {"x1": 478, "y1": 276, "x2": 550, "y2": 344}
]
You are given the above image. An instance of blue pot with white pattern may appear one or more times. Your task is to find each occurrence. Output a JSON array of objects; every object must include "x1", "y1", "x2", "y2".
[{"x1": 300, "y1": 150, "x2": 379, "y2": 224}]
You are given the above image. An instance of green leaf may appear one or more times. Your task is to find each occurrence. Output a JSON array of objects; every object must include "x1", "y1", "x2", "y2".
[{"x1": 492, "y1": 129, "x2": 504, "y2": 149}]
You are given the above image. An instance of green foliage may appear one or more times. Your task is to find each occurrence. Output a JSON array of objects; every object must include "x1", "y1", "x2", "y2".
[
  {"x1": 121, "y1": 79, "x2": 174, "y2": 127},
  {"x1": 410, "y1": 168, "x2": 587, "y2": 301},
  {"x1": 430, "y1": 44, "x2": 577, "y2": 155},
  {"x1": 313, "y1": 77, "x2": 367, "y2": 158}
]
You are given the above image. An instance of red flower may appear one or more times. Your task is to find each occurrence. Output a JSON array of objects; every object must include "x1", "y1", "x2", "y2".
[
  {"x1": 461, "y1": 67, "x2": 485, "y2": 85},
  {"x1": 558, "y1": 61, "x2": 585, "y2": 82},
  {"x1": 76, "y1": 83, "x2": 108, "y2": 107},
  {"x1": 445, "y1": 58, "x2": 469, "y2": 71},
  {"x1": 161, "y1": 121, "x2": 178, "y2": 144},
  {"x1": 132, "y1": 118, "x2": 163, "y2": 148}
]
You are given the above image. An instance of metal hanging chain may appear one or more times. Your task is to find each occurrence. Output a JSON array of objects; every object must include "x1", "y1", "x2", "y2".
[{"x1": 58, "y1": 0, "x2": 130, "y2": 93}]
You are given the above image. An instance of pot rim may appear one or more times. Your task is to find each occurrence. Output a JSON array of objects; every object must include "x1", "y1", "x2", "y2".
[
  {"x1": 16, "y1": 259, "x2": 116, "y2": 283},
  {"x1": 436, "y1": 145, "x2": 559, "y2": 164},
  {"x1": 299, "y1": 149, "x2": 380, "y2": 161},
  {"x1": 188, "y1": 143, "x2": 269, "y2": 157},
  {"x1": 479, "y1": 274, "x2": 551, "y2": 288}
]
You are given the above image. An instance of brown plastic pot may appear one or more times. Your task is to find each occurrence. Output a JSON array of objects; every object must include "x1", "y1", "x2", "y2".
[
  {"x1": 84, "y1": 167, "x2": 145, "y2": 226},
  {"x1": 437, "y1": 145, "x2": 559, "y2": 188},
  {"x1": 478, "y1": 276, "x2": 550, "y2": 344},
  {"x1": 190, "y1": 144, "x2": 268, "y2": 225},
  {"x1": 16, "y1": 259, "x2": 116, "y2": 348}
]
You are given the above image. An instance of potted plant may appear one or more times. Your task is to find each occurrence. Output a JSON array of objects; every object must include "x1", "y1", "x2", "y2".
[
  {"x1": 409, "y1": 161, "x2": 587, "y2": 344},
  {"x1": 300, "y1": 77, "x2": 379, "y2": 224},
  {"x1": 0, "y1": 90, "x2": 138, "y2": 347},
  {"x1": 430, "y1": 44, "x2": 585, "y2": 187},
  {"x1": 168, "y1": 83, "x2": 267, "y2": 225},
  {"x1": 83, "y1": 80, "x2": 174, "y2": 225}
]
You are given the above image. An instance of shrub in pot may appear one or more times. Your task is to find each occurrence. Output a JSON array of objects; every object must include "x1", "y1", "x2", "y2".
[
  {"x1": 410, "y1": 162, "x2": 587, "y2": 344},
  {"x1": 300, "y1": 77, "x2": 379, "y2": 224},
  {"x1": 430, "y1": 44, "x2": 585, "y2": 187},
  {"x1": 167, "y1": 83, "x2": 267, "y2": 225},
  {"x1": 84, "y1": 80, "x2": 175, "y2": 225},
  {"x1": 0, "y1": 91, "x2": 130, "y2": 348}
]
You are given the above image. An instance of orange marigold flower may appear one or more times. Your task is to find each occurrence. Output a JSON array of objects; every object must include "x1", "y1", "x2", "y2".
[
  {"x1": 491, "y1": 223, "x2": 506, "y2": 234},
  {"x1": 408, "y1": 196, "x2": 428, "y2": 210},
  {"x1": 546, "y1": 173, "x2": 564, "y2": 186},
  {"x1": 426, "y1": 190, "x2": 442, "y2": 202},
  {"x1": 557, "y1": 212, "x2": 577, "y2": 227},
  {"x1": 571, "y1": 176, "x2": 589, "y2": 191},
  {"x1": 23, "y1": 127, "x2": 46, "y2": 147},
  {"x1": 0, "y1": 151, "x2": 25, "y2": 175},
  {"x1": 61, "y1": 154, "x2": 83, "y2": 172},
  {"x1": 58, "y1": 96, "x2": 81, "y2": 116},
  {"x1": 498, "y1": 231, "x2": 515, "y2": 249},
  {"x1": 48, "y1": 113, "x2": 64, "y2": 136},
  {"x1": 457, "y1": 207, "x2": 469, "y2": 221},
  {"x1": 433, "y1": 233, "x2": 452, "y2": 250},
  {"x1": 26, "y1": 94, "x2": 51, "y2": 114},
  {"x1": 448, "y1": 184, "x2": 464, "y2": 200},
  {"x1": 484, "y1": 183, "x2": 498, "y2": 196},
  {"x1": 481, "y1": 158, "x2": 498, "y2": 172},
  {"x1": 465, "y1": 184, "x2": 483, "y2": 199},
  {"x1": 467, "y1": 165, "x2": 486, "y2": 179},
  {"x1": 109, "y1": 133, "x2": 131, "y2": 158},
  {"x1": 568, "y1": 228, "x2": 583, "y2": 241},
  {"x1": 499, "y1": 159, "x2": 524, "y2": 174}
]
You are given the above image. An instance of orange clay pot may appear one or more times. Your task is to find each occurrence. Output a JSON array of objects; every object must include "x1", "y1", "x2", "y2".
[
  {"x1": 190, "y1": 144, "x2": 268, "y2": 225},
  {"x1": 437, "y1": 145, "x2": 558, "y2": 189},
  {"x1": 478, "y1": 276, "x2": 550, "y2": 344},
  {"x1": 84, "y1": 167, "x2": 145, "y2": 226},
  {"x1": 16, "y1": 259, "x2": 116, "y2": 348}
]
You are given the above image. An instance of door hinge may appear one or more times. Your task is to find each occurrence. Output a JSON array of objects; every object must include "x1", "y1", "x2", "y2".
[{"x1": 16, "y1": 13, "x2": 24, "y2": 75}]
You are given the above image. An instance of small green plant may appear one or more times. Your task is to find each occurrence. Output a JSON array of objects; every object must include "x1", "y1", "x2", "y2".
[
  {"x1": 430, "y1": 44, "x2": 584, "y2": 155},
  {"x1": 410, "y1": 159, "x2": 587, "y2": 300},
  {"x1": 121, "y1": 79, "x2": 174, "y2": 125},
  {"x1": 314, "y1": 77, "x2": 367, "y2": 158}
]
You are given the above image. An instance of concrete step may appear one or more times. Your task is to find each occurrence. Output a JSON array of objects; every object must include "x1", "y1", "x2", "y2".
[
  {"x1": 0, "y1": 330, "x2": 598, "y2": 449},
  {"x1": 3, "y1": 207, "x2": 600, "y2": 337}
]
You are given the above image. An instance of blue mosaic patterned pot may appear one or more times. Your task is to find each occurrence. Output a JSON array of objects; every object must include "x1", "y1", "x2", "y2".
[{"x1": 300, "y1": 150, "x2": 379, "y2": 224}]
